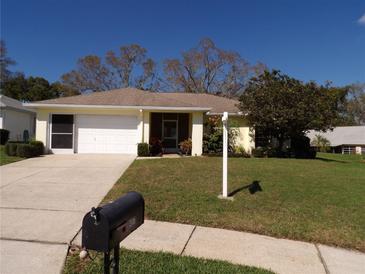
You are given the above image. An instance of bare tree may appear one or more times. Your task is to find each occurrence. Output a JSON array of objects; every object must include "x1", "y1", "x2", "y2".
[
  {"x1": 0, "y1": 40, "x2": 16, "y2": 87},
  {"x1": 135, "y1": 58, "x2": 159, "y2": 91},
  {"x1": 62, "y1": 55, "x2": 116, "y2": 92},
  {"x1": 162, "y1": 38, "x2": 266, "y2": 97},
  {"x1": 62, "y1": 44, "x2": 157, "y2": 92},
  {"x1": 346, "y1": 83, "x2": 365, "y2": 125}
]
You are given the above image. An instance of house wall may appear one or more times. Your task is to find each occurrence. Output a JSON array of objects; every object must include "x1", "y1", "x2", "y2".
[
  {"x1": 229, "y1": 116, "x2": 255, "y2": 153},
  {"x1": 35, "y1": 108, "x2": 142, "y2": 152},
  {"x1": 204, "y1": 115, "x2": 255, "y2": 154},
  {"x1": 3, "y1": 108, "x2": 35, "y2": 141},
  {"x1": 35, "y1": 108, "x2": 205, "y2": 156}
]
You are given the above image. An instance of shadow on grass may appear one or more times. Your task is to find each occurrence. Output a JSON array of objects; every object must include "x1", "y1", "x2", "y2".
[
  {"x1": 229, "y1": 180, "x2": 263, "y2": 197},
  {"x1": 315, "y1": 157, "x2": 347, "y2": 163}
]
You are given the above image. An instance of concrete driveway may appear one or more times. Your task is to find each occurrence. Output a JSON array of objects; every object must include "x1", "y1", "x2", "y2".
[{"x1": 0, "y1": 154, "x2": 135, "y2": 274}]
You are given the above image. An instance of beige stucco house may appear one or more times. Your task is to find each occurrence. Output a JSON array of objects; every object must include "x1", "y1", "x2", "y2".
[
  {"x1": 25, "y1": 88, "x2": 254, "y2": 156},
  {"x1": 0, "y1": 95, "x2": 36, "y2": 141}
]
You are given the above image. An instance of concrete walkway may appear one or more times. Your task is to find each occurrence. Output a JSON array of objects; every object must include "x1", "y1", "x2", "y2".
[
  {"x1": 72, "y1": 220, "x2": 365, "y2": 274},
  {"x1": 0, "y1": 154, "x2": 135, "y2": 274}
]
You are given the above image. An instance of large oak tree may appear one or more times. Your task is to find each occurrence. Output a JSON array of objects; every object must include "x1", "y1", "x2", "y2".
[{"x1": 239, "y1": 70, "x2": 347, "y2": 151}]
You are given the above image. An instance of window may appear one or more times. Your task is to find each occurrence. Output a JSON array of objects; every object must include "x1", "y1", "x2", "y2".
[
  {"x1": 51, "y1": 114, "x2": 74, "y2": 149},
  {"x1": 342, "y1": 146, "x2": 355, "y2": 154}
]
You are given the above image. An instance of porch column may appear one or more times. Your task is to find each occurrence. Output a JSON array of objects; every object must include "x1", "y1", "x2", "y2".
[
  {"x1": 143, "y1": 111, "x2": 150, "y2": 143},
  {"x1": 191, "y1": 112, "x2": 203, "y2": 156},
  {"x1": 137, "y1": 109, "x2": 144, "y2": 143},
  {"x1": 36, "y1": 110, "x2": 49, "y2": 151}
]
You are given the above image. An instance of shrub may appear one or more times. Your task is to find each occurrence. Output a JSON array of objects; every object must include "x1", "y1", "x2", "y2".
[
  {"x1": 252, "y1": 146, "x2": 266, "y2": 158},
  {"x1": 291, "y1": 135, "x2": 316, "y2": 159},
  {"x1": 16, "y1": 144, "x2": 34, "y2": 158},
  {"x1": 137, "y1": 143, "x2": 149, "y2": 156},
  {"x1": 233, "y1": 145, "x2": 251, "y2": 158},
  {"x1": 5, "y1": 141, "x2": 44, "y2": 158},
  {"x1": 179, "y1": 139, "x2": 192, "y2": 155},
  {"x1": 311, "y1": 134, "x2": 331, "y2": 152},
  {"x1": 0, "y1": 129, "x2": 10, "y2": 145},
  {"x1": 203, "y1": 116, "x2": 239, "y2": 154},
  {"x1": 149, "y1": 137, "x2": 163, "y2": 156},
  {"x1": 29, "y1": 140, "x2": 44, "y2": 156},
  {"x1": 4, "y1": 142, "x2": 20, "y2": 156}
]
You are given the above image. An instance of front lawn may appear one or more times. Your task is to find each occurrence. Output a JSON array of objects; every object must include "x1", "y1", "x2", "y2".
[
  {"x1": 0, "y1": 145, "x2": 23, "y2": 166},
  {"x1": 63, "y1": 249, "x2": 272, "y2": 274},
  {"x1": 104, "y1": 153, "x2": 365, "y2": 252}
]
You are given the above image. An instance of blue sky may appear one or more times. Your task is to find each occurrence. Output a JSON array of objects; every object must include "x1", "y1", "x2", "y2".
[{"x1": 2, "y1": 0, "x2": 365, "y2": 87}]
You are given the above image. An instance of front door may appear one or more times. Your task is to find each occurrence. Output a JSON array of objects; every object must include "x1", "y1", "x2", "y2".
[{"x1": 162, "y1": 120, "x2": 178, "y2": 152}]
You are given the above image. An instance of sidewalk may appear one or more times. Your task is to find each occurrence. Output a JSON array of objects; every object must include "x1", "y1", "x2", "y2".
[{"x1": 72, "y1": 220, "x2": 365, "y2": 274}]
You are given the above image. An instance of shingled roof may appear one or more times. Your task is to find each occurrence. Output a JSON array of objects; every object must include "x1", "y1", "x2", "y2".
[{"x1": 28, "y1": 88, "x2": 240, "y2": 114}]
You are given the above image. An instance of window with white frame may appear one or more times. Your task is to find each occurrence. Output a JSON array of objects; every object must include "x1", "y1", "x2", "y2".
[{"x1": 342, "y1": 146, "x2": 355, "y2": 154}]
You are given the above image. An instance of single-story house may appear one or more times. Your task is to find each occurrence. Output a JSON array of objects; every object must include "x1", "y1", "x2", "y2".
[
  {"x1": 0, "y1": 94, "x2": 36, "y2": 141},
  {"x1": 25, "y1": 88, "x2": 254, "y2": 156},
  {"x1": 307, "y1": 126, "x2": 365, "y2": 155}
]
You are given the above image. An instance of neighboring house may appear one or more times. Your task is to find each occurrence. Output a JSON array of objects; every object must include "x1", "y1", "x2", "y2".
[
  {"x1": 0, "y1": 95, "x2": 36, "y2": 141},
  {"x1": 25, "y1": 88, "x2": 254, "y2": 156},
  {"x1": 307, "y1": 126, "x2": 365, "y2": 155}
]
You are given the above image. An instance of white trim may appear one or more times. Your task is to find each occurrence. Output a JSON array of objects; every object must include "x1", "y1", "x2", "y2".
[{"x1": 24, "y1": 103, "x2": 211, "y2": 111}]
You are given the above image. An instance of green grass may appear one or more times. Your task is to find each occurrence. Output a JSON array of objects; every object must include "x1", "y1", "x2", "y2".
[
  {"x1": 63, "y1": 249, "x2": 272, "y2": 274},
  {"x1": 0, "y1": 145, "x2": 23, "y2": 166},
  {"x1": 316, "y1": 152, "x2": 364, "y2": 163},
  {"x1": 104, "y1": 153, "x2": 365, "y2": 252}
]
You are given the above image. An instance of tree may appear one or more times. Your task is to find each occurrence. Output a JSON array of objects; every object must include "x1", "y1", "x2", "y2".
[
  {"x1": 239, "y1": 70, "x2": 346, "y2": 152},
  {"x1": 311, "y1": 134, "x2": 331, "y2": 152},
  {"x1": 50, "y1": 82, "x2": 80, "y2": 98},
  {"x1": 343, "y1": 83, "x2": 365, "y2": 125},
  {"x1": 2, "y1": 74, "x2": 77, "y2": 101},
  {"x1": 61, "y1": 44, "x2": 158, "y2": 92},
  {"x1": 0, "y1": 40, "x2": 16, "y2": 88},
  {"x1": 162, "y1": 38, "x2": 266, "y2": 97}
]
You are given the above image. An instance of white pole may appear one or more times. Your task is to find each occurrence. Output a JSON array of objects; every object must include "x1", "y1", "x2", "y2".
[{"x1": 222, "y1": 112, "x2": 228, "y2": 198}]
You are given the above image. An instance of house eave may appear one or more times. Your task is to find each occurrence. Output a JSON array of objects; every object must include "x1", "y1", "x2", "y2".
[
  {"x1": 206, "y1": 111, "x2": 246, "y2": 116},
  {"x1": 23, "y1": 103, "x2": 211, "y2": 112}
]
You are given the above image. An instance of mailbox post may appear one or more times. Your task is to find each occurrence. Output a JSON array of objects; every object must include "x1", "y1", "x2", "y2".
[
  {"x1": 82, "y1": 191, "x2": 144, "y2": 274},
  {"x1": 218, "y1": 112, "x2": 233, "y2": 201},
  {"x1": 222, "y1": 112, "x2": 228, "y2": 198}
]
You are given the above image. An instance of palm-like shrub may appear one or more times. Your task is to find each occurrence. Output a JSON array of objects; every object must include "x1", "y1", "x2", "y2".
[{"x1": 311, "y1": 134, "x2": 331, "y2": 152}]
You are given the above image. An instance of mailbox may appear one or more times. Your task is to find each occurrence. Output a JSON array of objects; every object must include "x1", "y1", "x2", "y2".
[{"x1": 81, "y1": 192, "x2": 144, "y2": 274}]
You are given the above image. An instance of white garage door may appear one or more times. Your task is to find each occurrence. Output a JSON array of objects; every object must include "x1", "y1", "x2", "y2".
[{"x1": 76, "y1": 115, "x2": 138, "y2": 154}]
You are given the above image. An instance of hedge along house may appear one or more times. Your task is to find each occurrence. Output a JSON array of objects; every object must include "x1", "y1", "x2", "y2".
[{"x1": 25, "y1": 88, "x2": 254, "y2": 156}]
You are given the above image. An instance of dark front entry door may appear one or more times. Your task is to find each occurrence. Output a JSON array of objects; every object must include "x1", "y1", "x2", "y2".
[{"x1": 163, "y1": 120, "x2": 178, "y2": 151}]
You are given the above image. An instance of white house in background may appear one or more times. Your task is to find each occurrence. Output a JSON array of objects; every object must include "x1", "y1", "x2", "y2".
[
  {"x1": 0, "y1": 95, "x2": 36, "y2": 141},
  {"x1": 25, "y1": 88, "x2": 255, "y2": 155},
  {"x1": 307, "y1": 126, "x2": 365, "y2": 155}
]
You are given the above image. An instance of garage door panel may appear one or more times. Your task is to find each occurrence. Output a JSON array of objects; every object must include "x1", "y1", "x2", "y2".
[{"x1": 76, "y1": 115, "x2": 138, "y2": 154}]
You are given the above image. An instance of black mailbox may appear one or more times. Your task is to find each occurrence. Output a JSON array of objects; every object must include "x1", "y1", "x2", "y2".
[{"x1": 81, "y1": 191, "x2": 144, "y2": 274}]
